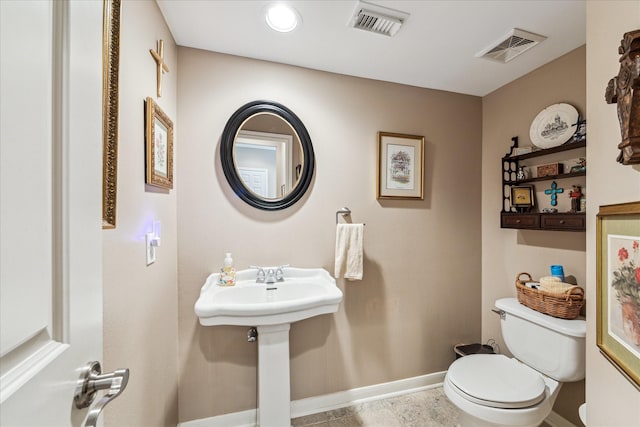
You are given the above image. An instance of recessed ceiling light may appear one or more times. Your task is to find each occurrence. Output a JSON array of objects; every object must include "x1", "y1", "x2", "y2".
[{"x1": 265, "y1": 4, "x2": 300, "y2": 33}]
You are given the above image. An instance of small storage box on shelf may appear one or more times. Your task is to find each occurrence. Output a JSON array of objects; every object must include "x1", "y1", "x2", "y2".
[{"x1": 515, "y1": 273, "x2": 585, "y2": 320}]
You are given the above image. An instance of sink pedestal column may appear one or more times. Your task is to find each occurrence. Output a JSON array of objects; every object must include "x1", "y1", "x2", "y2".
[{"x1": 256, "y1": 324, "x2": 291, "y2": 427}]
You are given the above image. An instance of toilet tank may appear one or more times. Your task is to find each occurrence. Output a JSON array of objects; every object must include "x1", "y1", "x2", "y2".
[{"x1": 495, "y1": 298, "x2": 586, "y2": 382}]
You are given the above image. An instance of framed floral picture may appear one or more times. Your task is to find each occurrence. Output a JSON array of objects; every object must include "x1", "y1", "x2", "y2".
[
  {"x1": 376, "y1": 132, "x2": 424, "y2": 200},
  {"x1": 145, "y1": 97, "x2": 173, "y2": 189},
  {"x1": 597, "y1": 201, "x2": 640, "y2": 389}
]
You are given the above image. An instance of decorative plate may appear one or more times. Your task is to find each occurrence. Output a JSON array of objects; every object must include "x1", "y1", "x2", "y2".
[{"x1": 529, "y1": 103, "x2": 579, "y2": 149}]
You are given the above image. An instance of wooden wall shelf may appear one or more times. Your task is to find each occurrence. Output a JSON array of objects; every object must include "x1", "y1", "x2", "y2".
[
  {"x1": 501, "y1": 212, "x2": 586, "y2": 232},
  {"x1": 500, "y1": 137, "x2": 586, "y2": 232},
  {"x1": 506, "y1": 140, "x2": 586, "y2": 161},
  {"x1": 504, "y1": 170, "x2": 586, "y2": 185}
]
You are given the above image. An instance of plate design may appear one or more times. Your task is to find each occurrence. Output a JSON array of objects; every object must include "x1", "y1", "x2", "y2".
[{"x1": 529, "y1": 103, "x2": 579, "y2": 149}]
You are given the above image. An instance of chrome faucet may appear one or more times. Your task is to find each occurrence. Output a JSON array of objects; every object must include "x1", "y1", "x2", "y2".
[
  {"x1": 250, "y1": 266, "x2": 266, "y2": 283},
  {"x1": 250, "y1": 265, "x2": 289, "y2": 284},
  {"x1": 265, "y1": 268, "x2": 277, "y2": 284}
]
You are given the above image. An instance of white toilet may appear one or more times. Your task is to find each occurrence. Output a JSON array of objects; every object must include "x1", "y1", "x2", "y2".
[{"x1": 444, "y1": 297, "x2": 586, "y2": 427}]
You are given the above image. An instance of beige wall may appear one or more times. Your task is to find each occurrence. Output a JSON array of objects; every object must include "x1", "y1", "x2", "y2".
[
  {"x1": 586, "y1": 2, "x2": 640, "y2": 426},
  {"x1": 99, "y1": 3, "x2": 640, "y2": 426},
  {"x1": 102, "y1": 1, "x2": 179, "y2": 426},
  {"x1": 481, "y1": 47, "x2": 587, "y2": 425},
  {"x1": 176, "y1": 48, "x2": 482, "y2": 422}
]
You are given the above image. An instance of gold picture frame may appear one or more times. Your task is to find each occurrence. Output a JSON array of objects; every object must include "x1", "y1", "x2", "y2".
[
  {"x1": 145, "y1": 97, "x2": 174, "y2": 189},
  {"x1": 510, "y1": 185, "x2": 535, "y2": 210},
  {"x1": 102, "y1": 0, "x2": 121, "y2": 229},
  {"x1": 376, "y1": 132, "x2": 424, "y2": 200},
  {"x1": 596, "y1": 201, "x2": 640, "y2": 389}
]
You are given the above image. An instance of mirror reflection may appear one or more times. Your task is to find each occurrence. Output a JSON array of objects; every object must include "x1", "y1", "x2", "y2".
[{"x1": 234, "y1": 113, "x2": 303, "y2": 200}]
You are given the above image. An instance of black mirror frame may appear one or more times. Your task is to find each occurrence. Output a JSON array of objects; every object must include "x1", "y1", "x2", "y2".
[{"x1": 220, "y1": 100, "x2": 315, "y2": 210}]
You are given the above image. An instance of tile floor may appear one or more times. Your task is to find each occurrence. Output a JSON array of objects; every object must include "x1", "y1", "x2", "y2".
[{"x1": 291, "y1": 387, "x2": 461, "y2": 427}]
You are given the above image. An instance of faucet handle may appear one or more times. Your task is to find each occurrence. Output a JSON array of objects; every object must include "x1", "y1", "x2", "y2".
[
  {"x1": 249, "y1": 265, "x2": 266, "y2": 283},
  {"x1": 275, "y1": 264, "x2": 290, "y2": 281}
]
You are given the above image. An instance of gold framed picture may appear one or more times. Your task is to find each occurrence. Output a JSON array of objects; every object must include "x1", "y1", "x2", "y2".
[
  {"x1": 597, "y1": 201, "x2": 640, "y2": 389},
  {"x1": 145, "y1": 97, "x2": 173, "y2": 189},
  {"x1": 510, "y1": 185, "x2": 535, "y2": 210},
  {"x1": 376, "y1": 132, "x2": 424, "y2": 200}
]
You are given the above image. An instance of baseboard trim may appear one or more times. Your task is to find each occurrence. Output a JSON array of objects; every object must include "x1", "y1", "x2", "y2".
[
  {"x1": 546, "y1": 410, "x2": 578, "y2": 427},
  {"x1": 179, "y1": 371, "x2": 446, "y2": 427},
  {"x1": 179, "y1": 371, "x2": 575, "y2": 427},
  {"x1": 292, "y1": 371, "x2": 446, "y2": 418}
]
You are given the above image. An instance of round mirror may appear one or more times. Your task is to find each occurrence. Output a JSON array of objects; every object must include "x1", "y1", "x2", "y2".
[{"x1": 220, "y1": 100, "x2": 315, "y2": 210}]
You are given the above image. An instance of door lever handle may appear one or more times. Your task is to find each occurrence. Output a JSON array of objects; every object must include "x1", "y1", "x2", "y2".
[{"x1": 74, "y1": 361, "x2": 129, "y2": 427}]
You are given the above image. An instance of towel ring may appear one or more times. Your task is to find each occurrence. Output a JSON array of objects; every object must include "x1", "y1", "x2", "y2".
[
  {"x1": 336, "y1": 207, "x2": 365, "y2": 225},
  {"x1": 336, "y1": 207, "x2": 351, "y2": 224}
]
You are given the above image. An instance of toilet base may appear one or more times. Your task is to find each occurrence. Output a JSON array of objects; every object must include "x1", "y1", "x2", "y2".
[{"x1": 444, "y1": 370, "x2": 561, "y2": 427}]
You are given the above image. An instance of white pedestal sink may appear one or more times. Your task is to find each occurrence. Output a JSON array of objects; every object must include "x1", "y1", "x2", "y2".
[{"x1": 195, "y1": 267, "x2": 343, "y2": 427}]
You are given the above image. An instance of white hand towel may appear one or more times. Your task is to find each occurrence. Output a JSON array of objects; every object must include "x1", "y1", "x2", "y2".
[{"x1": 334, "y1": 223, "x2": 364, "y2": 280}]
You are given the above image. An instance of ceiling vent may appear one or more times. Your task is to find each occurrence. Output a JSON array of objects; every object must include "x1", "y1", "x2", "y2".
[
  {"x1": 349, "y1": 1, "x2": 409, "y2": 37},
  {"x1": 476, "y1": 28, "x2": 547, "y2": 63}
]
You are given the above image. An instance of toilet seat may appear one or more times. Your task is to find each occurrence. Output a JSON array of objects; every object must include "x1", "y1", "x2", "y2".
[{"x1": 447, "y1": 354, "x2": 546, "y2": 409}]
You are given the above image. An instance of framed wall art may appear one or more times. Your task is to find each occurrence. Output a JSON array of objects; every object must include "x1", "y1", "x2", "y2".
[
  {"x1": 376, "y1": 132, "x2": 424, "y2": 200},
  {"x1": 510, "y1": 185, "x2": 535, "y2": 211},
  {"x1": 597, "y1": 201, "x2": 640, "y2": 389},
  {"x1": 145, "y1": 97, "x2": 173, "y2": 189},
  {"x1": 102, "y1": 0, "x2": 121, "y2": 228}
]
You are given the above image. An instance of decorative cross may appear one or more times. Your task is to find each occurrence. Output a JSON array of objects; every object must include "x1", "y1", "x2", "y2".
[
  {"x1": 150, "y1": 40, "x2": 169, "y2": 98},
  {"x1": 544, "y1": 181, "x2": 564, "y2": 206},
  {"x1": 605, "y1": 30, "x2": 640, "y2": 164}
]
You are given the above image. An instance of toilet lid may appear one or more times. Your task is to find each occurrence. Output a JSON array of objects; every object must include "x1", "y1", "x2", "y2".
[{"x1": 447, "y1": 354, "x2": 546, "y2": 409}]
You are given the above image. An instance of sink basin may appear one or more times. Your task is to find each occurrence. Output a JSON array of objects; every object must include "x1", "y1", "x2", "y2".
[{"x1": 195, "y1": 267, "x2": 343, "y2": 326}]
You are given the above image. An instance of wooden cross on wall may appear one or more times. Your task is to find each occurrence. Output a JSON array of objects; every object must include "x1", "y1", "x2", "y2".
[
  {"x1": 605, "y1": 30, "x2": 640, "y2": 164},
  {"x1": 150, "y1": 40, "x2": 169, "y2": 98}
]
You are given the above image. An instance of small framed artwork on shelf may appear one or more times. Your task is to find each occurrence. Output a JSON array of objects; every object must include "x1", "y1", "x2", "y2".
[
  {"x1": 597, "y1": 201, "x2": 640, "y2": 389},
  {"x1": 510, "y1": 185, "x2": 535, "y2": 212},
  {"x1": 512, "y1": 146, "x2": 535, "y2": 156},
  {"x1": 376, "y1": 132, "x2": 424, "y2": 200},
  {"x1": 145, "y1": 97, "x2": 174, "y2": 190}
]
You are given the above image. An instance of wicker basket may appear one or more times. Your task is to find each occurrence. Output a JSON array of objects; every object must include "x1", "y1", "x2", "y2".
[{"x1": 515, "y1": 272, "x2": 585, "y2": 319}]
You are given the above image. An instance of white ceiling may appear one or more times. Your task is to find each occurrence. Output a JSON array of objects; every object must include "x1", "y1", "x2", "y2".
[{"x1": 156, "y1": 0, "x2": 586, "y2": 97}]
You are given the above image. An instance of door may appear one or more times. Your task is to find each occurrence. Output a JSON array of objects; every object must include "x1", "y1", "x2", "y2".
[
  {"x1": 239, "y1": 167, "x2": 270, "y2": 198},
  {"x1": 1, "y1": 1, "x2": 104, "y2": 425}
]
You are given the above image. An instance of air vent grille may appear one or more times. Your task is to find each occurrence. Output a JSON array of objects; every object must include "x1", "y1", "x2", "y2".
[
  {"x1": 349, "y1": 1, "x2": 409, "y2": 37},
  {"x1": 477, "y1": 29, "x2": 546, "y2": 63}
]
